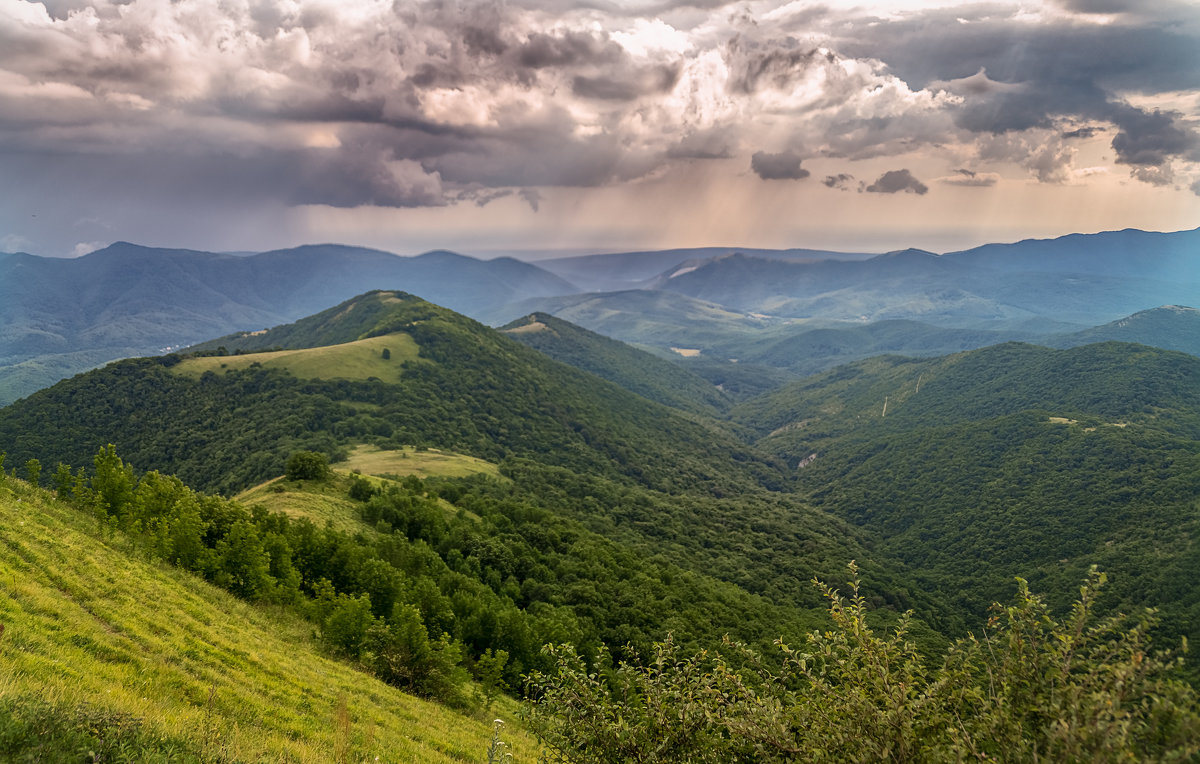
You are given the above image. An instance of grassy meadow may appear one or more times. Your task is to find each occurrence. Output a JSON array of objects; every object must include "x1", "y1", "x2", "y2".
[
  {"x1": 0, "y1": 475, "x2": 535, "y2": 762},
  {"x1": 172, "y1": 334, "x2": 422, "y2": 384},
  {"x1": 338, "y1": 445, "x2": 503, "y2": 481}
]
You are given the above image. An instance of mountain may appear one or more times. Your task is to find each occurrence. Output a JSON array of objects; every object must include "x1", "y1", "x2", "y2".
[
  {"x1": 499, "y1": 312, "x2": 732, "y2": 417},
  {"x1": 0, "y1": 242, "x2": 575, "y2": 406},
  {"x1": 731, "y1": 341, "x2": 1200, "y2": 674},
  {"x1": 535, "y1": 246, "x2": 874, "y2": 292},
  {"x1": 944, "y1": 227, "x2": 1200, "y2": 280},
  {"x1": 613, "y1": 228, "x2": 1199, "y2": 326},
  {"x1": 1049, "y1": 305, "x2": 1200, "y2": 356},
  {"x1": 6, "y1": 227, "x2": 1198, "y2": 408}
]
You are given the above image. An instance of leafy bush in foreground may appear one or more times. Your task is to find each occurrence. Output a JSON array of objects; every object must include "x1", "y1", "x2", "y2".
[{"x1": 527, "y1": 564, "x2": 1200, "y2": 763}]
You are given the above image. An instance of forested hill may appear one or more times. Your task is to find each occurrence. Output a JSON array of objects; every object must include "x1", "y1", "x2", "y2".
[
  {"x1": 499, "y1": 311, "x2": 731, "y2": 417},
  {"x1": 731, "y1": 341, "x2": 1200, "y2": 675},
  {"x1": 0, "y1": 290, "x2": 949, "y2": 640},
  {"x1": 0, "y1": 291, "x2": 777, "y2": 497}
]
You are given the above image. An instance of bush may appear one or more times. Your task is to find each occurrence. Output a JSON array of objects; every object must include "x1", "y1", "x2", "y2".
[
  {"x1": 284, "y1": 451, "x2": 329, "y2": 481},
  {"x1": 526, "y1": 565, "x2": 1200, "y2": 763}
]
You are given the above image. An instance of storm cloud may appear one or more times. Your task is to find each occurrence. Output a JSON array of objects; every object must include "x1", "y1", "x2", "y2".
[
  {"x1": 1, "y1": 0, "x2": 1199, "y2": 255},
  {"x1": 867, "y1": 170, "x2": 929, "y2": 195},
  {"x1": 751, "y1": 151, "x2": 810, "y2": 181}
]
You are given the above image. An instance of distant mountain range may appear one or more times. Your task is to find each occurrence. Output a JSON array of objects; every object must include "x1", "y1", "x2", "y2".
[
  {"x1": 0, "y1": 242, "x2": 574, "y2": 404},
  {"x1": 2, "y1": 227, "x2": 1198, "y2": 405}
]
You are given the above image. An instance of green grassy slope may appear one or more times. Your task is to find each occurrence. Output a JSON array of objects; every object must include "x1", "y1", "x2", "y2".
[
  {"x1": 0, "y1": 476, "x2": 534, "y2": 762},
  {"x1": 175, "y1": 334, "x2": 421, "y2": 384}
]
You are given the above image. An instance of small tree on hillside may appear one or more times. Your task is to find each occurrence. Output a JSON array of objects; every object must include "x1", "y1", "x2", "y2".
[{"x1": 285, "y1": 451, "x2": 329, "y2": 481}]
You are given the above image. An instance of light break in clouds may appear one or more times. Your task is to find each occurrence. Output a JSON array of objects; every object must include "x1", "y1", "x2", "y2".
[{"x1": 1, "y1": 0, "x2": 1199, "y2": 256}]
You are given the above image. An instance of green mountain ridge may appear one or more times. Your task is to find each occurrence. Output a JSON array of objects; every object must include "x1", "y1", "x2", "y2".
[{"x1": 499, "y1": 311, "x2": 732, "y2": 417}]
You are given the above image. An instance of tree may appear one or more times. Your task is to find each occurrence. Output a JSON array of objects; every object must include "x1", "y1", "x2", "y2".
[
  {"x1": 24, "y1": 459, "x2": 40, "y2": 486},
  {"x1": 285, "y1": 451, "x2": 329, "y2": 481}
]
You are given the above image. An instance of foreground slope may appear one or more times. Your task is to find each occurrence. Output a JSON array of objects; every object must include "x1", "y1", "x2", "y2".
[{"x1": 0, "y1": 476, "x2": 534, "y2": 762}]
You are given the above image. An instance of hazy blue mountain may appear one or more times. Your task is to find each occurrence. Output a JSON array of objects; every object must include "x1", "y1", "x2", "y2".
[
  {"x1": 536, "y1": 246, "x2": 874, "y2": 292},
  {"x1": 487, "y1": 288, "x2": 787, "y2": 349},
  {"x1": 1047, "y1": 305, "x2": 1200, "y2": 356},
  {"x1": 944, "y1": 227, "x2": 1200, "y2": 280},
  {"x1": 0, "y1": 242, "x2": 575, "y2": 405},
  {"x1": 650, "y1": 230, "x2": 1200, "y2": 326}
]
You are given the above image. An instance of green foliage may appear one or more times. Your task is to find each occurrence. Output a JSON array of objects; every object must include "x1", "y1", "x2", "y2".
[
  {"x1": 23, "y1": 457, "x2": 40, "y2": 486},
  {"x1": 285, "y1": 450, "x2": 330, "y2": 481},
  {"x1": 474, "y1": 648, "x2": 510, "y2": 711},
  {"x1": 0, "y1": 696, "x2": 202, "y2": 763},
  {"x1": 348, "y1": 474, "x2": 376, "y2": 502},
  {"x1": 527, "y1": 566, "x2": 1200, "y2": 763}
]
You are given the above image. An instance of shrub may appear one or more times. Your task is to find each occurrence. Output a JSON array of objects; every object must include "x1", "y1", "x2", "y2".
[
  {"x1": 285, "y1": 451, "x2": 329, "y2": 481},
  {"x1": 527, "y1": 564, "x2": 1200, "y2": 763}
]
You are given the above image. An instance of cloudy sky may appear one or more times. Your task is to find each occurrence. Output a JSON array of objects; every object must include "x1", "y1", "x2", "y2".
[{"x1": 2, "y1": 0, "x2": 1199, "y2": 258}]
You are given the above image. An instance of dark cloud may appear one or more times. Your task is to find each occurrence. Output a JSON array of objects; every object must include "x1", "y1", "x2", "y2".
[
  {"x1": 725, "y1": 36, "x2": 832, "y2": 94},
  {"x1": 866, "y1": 169, "x2": 928, "y2": 195},
  {"x1": 1191, "y1": 179, "x2": 1200, "y2": 197},
  {"x1": 1054, "y1": 0, "x2": 1137, "y2": 13},
  {"x1": 1109, "y1": 106, "x2": 1200, "y2": 166},
  {"x1": 940, "y1": 169, "x2": 998, "y2": 187},
  {"x1": 572, "y1": 64, "x2": 681, "y2": 101},
  {"x1": 666, "y1": 129, "x2": 735, "y2": 160},
  {"x1": 823, "y1": 173, "x2": 856, "y2": 190},
  {"x1": 751, "y1": 151, "x2": 810, "y2": 180},
  {"x1": 1063, "y1": 126, "x2": 1104, "y2": 139},
  {"x1": 515, "y1": 31, "x2": 621, "y2": 69},
  {"x1": 835, "y1": 5, "x2": 1200, "y2": 142},
  {"x1": 518, "y1": 188, "x2": 542, "y2": 212}
]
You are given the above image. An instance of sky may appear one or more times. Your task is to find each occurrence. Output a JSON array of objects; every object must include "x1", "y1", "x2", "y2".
[{"x1": 1, "y1": 0, "x2": 1199, "y2": 259}]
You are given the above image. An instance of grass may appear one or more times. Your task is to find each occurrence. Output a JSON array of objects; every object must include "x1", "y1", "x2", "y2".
[
  {"x1": 0, "y1": 476, "x2": 535, "y2": 762},
  {"x1": 171, "y1": 334, "x2": 422, "y2": 384},
  {"x1": 338, "y1": 445, "x2": 503, "y2": 481},
  {"x1": 235, "y1": 445, "x2": 502, "y2": 531},
  {"x1": 234, "y1": 476, "x2": 381, "y2": 538}
]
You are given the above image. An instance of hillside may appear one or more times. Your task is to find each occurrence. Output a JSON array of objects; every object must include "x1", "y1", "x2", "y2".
[
  {"x1": 0, "y1": 474, "x2": 535, "y2": 762},
  {"x1": 500, "y1": 312, "x2": 731, "y2": 416},
  {"x1": 731, "y1": 341, "x2": 1200, "y2": 673},
  {"x1": 1049, "y1": 305, "x2": 1200, "y2": 356}
]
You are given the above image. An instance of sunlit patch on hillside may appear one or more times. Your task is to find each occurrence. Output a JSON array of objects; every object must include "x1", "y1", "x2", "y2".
[
  {"x1": 338, "y1": 444, "x2": 503, "y2": 481},
  {"x1": 171, "y1": 333, "x2": 422, "y2": 383}
]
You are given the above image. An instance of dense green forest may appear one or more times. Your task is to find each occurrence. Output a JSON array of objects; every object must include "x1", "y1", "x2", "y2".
[{"x1": 732, "y1": 342, "x2": 1200, "y2": 677}]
